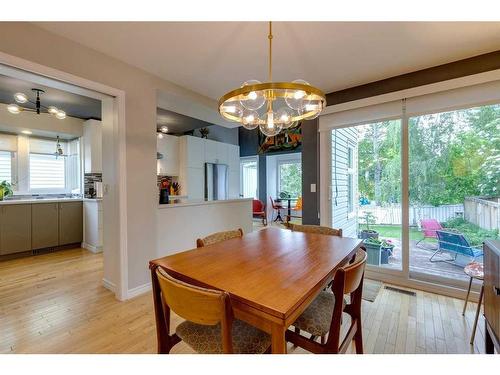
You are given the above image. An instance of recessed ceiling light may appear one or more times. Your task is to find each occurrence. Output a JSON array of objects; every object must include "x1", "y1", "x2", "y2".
[
  {"x1": 21, "y1": 130, "x2": 32, "y2": 135},
  {"x1": 157, "y1": 133, "x2": 164, "y2": 139},
  {"x1": 160, "y1": 125, "x2": 168, "y2": 133}
]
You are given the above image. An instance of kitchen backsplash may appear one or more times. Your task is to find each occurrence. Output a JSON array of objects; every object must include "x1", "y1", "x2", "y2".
[{"x1": 84, "y1": 173, "x2": 102, "y2": 198}]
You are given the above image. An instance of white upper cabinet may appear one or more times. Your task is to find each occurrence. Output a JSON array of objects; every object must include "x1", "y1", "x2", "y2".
[
  {"x1": 226, "y1": 144, "x2": 240, "y2": 170},
  {"x1": 204, "y1": 139, "x2": 218, "y2": 164},
  {"x1": 184, "y1": 136, "x2": 205, "y2": 168},
  {"x1": 83, "y1": 120, "x2": 102, "y2": 174},
  {"x1": 157, "y1": 134, "x2": 180, "y2": 176},
  {"x1": 216, "y1": 142, "x2": 229, "y2": 165}
]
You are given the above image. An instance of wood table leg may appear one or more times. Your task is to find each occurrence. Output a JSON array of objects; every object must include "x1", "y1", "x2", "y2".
[{"x1": 271, "y1": 323, "x2": 287, "y2": 354}]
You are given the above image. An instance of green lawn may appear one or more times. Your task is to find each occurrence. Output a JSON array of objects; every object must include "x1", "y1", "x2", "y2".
[{"x1": 369, "y1": 225, "x2": 425, "y2": 241}]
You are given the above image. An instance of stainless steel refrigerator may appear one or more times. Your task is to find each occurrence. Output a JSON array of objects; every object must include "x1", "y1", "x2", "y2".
[{"x1": 205, "y1": 163, "x2": 228, "y2": 200}]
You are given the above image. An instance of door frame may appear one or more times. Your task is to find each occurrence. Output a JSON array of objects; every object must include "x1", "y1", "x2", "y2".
[{"x1": 0, "y1": 51, "x2": 129, "y2": 301}]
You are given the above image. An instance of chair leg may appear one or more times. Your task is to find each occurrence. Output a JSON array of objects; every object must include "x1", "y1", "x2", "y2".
[
  {"x1": 470, "y1": 284, "x2": 484, "y2": 345},
  {"x1": 320, "y1": 335, "x2": 326, "y2": 345},
  {"x1": 463, "y1": 277, "x2": 473, "y2": 316},
  {"x1": 354, "y1": 320, "x2": 364, "y2": 354}
]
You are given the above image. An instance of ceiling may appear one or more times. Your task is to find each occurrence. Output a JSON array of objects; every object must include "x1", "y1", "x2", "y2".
[
  {"x1": 0, "y1": 74, "x2": 101, "y2": 120},
  {"x1": 35, "y1": 22, "x2": 500, "y2": 101},
  {"x1": 157, "y1": 107, "x2": 212, "y2": 134}
]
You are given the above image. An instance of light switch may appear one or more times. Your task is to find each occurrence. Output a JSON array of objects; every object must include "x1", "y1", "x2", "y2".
[{"x1": 310, "y1": 183, "x2": 316, "y2": 193}]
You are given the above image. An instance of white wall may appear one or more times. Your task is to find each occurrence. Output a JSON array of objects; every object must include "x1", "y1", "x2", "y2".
[{"x1": 0, "y1": 22, "x2": 224, "y2": 292}]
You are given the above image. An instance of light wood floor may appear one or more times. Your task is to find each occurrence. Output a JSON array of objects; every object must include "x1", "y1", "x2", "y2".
[{"x1": 0, "y1": 248, "x2": 486, "y2": 354}]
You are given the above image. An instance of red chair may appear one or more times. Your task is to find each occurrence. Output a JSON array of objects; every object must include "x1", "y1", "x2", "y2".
[
  {"x1": 416, "y1": 219, "x2": 443, "y2": 245},
  {"x1": 252, "y1": 199, "x2": 267, "y2": 226},
  {"x1": 269, "y1": 196, "x2": 284, "y2": 223}
]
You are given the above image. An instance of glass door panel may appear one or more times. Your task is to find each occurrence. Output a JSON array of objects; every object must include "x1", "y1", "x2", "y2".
[
  {"x1": 331, "y1": 120, "x2": 402, "y2": 270},
  {"x1": 409, "y1": 104, "x2": 499, "y2": 284},
  {"x1": 240, "y1": 157, "x2": 258, "y2": 199}
]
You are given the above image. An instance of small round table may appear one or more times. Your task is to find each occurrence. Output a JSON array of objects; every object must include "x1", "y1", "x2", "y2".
[{"x1": 462, "y1": 261, "x2": 484, "y2": 345}]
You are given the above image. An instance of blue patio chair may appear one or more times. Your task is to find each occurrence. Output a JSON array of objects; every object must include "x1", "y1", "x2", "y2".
[{"x1": 430, "y1": 230, "x2": 483, "y2": 265}]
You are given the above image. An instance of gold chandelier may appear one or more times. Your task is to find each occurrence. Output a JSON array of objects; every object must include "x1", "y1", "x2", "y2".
[{"x1": 218, "y1": 22, "x2": 326, "y2": 137}]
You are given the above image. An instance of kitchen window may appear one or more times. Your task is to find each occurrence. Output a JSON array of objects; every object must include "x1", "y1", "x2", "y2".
[
  {"x1": 0, "y1": 150, "x2": 13, "y2": 183},
  {"x1": 29, "y1": 153, "x2": 66, "y2": 189}
]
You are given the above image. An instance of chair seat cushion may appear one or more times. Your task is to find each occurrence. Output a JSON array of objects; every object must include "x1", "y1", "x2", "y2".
[
  {"x1": 292, "y1": 291, "x2": 345, "y2": 337},
  {"x1": 176, "y1": 319, "x2": 271, "y2": 354}
]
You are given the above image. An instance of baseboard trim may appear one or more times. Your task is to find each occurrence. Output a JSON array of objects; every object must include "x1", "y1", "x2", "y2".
[
  {"x1": 127, "y1": 282, "x2": 152, "y2": 299},
  {"x1": 82, "y1": 242, "x2": 103, "y2": 253},
  {"x1": 102, "y1": 278, "x2": 116, "y2": 293}
]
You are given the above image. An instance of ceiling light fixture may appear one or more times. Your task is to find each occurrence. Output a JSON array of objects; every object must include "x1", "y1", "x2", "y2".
[
  {"x1": 160, "y1": 125, "x2": 169, "y2": 133},
  {"x1": 218, "y1": 22, "x2": 326, "y2": 137},
  {"x1": 6, "y1": 88, "x2": 67, "y2": 120},
  {"x1": 21, "y1": 130, "x2": 32, "y2": 135}
]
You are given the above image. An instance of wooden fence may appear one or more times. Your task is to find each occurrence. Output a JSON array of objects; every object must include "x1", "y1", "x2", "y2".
[
  {"x1": 359, "y1": 204, "x2": 464, "y2": 226},
  {"x1": 464, "y1": 196, "x2": 500, "y2": 231}
]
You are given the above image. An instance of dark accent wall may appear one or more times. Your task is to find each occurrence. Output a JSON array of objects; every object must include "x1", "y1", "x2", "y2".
[
  {"x1": 301, "y1": 118, "x2": 320, "y2": 225},
  {"x1": 258, "y1": 155, "x2": 267, "y2": 205},
  {"x1": 326, "y1": 50, "x2": 500, "y2": 106}
]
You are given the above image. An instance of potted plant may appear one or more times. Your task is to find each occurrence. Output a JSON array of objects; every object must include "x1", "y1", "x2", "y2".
[
  {"x1": 363, "y1": 237, "x2": 382, "y2": 266},
  {"x1": 359, "y1": 211, "x2": 379, "y2": 240},
  {"x1": 380, "y1": 239, "x2": 394, "y2": 265},
  {"x1": 0, "y1": 180, "x2": 13, "y2": 201}
]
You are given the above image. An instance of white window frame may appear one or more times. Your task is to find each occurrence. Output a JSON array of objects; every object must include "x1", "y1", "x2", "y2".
[
  {"x1": 0, "y1": 150, "x2": 17, "y2": 186},
  {"x1": 239, "y1": 156, "x2": 259, "y2": 199},
  {"x1": 277, "y1": 157, "x2": 302, "y2": 199},
  {"x1": 346, "y1": 143, "x2": 356, "y2": 218},
  {"x1": 28, "y1": 152, "x2": 68, "y2": 193},
  {"x1": 319, "y1": 70, "x2": 500, "y2": 300}
]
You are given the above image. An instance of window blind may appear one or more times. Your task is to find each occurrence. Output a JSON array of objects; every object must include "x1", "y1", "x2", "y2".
[
  {"x1": 0, "y1": 151, "x2": 12, "y2": 183},
  {"x1": 29, "y1": 153, "x2": 66, "y2": 189},
  {"x1": 29, "y1": 137, "x2": 67, "y2": 155}
]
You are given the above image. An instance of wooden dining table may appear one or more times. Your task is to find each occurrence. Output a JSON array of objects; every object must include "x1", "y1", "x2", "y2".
[{"x1": 149, "y1": 227, "x2": 362, "y2": 354}]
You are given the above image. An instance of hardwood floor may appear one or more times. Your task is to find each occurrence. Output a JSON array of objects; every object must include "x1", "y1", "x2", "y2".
[{"x1": 0, "y1": 248, "x2": 486, "y2": 354}]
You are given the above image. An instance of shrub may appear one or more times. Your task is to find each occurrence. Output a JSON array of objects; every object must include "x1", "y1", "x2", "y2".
[{"x1": 441, "y1": 217, "x2": 499, "y2": 246}]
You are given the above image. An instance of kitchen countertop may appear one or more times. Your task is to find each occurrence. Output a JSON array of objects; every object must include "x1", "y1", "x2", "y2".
[
  {"x1": 158, "y1": 198, "x2": 252, "y2": 209},
  {"x1": 0, "y1": 197, "x2": 83, "y2": 205}
]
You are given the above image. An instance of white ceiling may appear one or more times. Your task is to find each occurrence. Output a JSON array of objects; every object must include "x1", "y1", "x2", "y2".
[{"x1": 35, "y1": 22, "x2": 500, "y2": 100}]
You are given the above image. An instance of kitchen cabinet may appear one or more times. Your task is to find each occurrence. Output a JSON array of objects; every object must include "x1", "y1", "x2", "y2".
[
  {"x1": 0, "y1": 204, "x2": 32, "y2": 255},
  {"x1": 83, "y1": 119, "x2": 102, "y2": 173},
  {"x1": 83, "y1": 200, "x2": 103, "y2": 253},
  {"x1": 178, "y1": 135, "x2": 240, "y2": 199},
  {"x1": 58, "y1": 201, "x2": 83, "y2": 245},
  {"x1": 31, "y1": 203, "x2": 59, "y2": 249},
  {"x1": 185, "y1": 167, "x2": 205, "y2": 200},
  {"x1": 157, "y1": 134, "x2": 180, "y2": 176},
  {"x1": 204, "y1": 139, "x2": 218, "y2": 163},
  {"x1": 181, "y1": 135, "x2": 205, "y2": 168}
]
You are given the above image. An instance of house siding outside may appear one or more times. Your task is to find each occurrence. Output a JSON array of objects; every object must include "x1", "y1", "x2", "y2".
[{"x1": 331, "y1": 128, "x2": 358, "y2": 238}]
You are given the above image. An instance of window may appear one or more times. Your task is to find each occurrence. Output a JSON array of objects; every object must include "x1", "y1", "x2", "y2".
[
  {"x1": 240, "y1": 157, "x2": 258, "y2": 199},
  {"x1": 0, "y1": 151, "x2": 12, "y2": 183},
  {"x1": 278, "y1": 160, "x2": 302, "y2": 198},
  {"x1": 347, "y1": 145, "x2": 354, "y2": 214},
  {"x1": 29, "y1": 153, "x2": 66, "y2": 189}
]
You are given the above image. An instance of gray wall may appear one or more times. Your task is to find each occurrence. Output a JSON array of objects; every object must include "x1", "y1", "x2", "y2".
[
  {"x1": 301, "y1": 119, "x2": 320, "y2": 225},
  {"x1": 190, "y1": 125, "x2": 239, "y2": 145}
]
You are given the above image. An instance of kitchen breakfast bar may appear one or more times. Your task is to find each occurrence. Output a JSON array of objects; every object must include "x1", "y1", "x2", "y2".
[{"x1": 156, "y1": 198, "x2": 253, "y2": 257}]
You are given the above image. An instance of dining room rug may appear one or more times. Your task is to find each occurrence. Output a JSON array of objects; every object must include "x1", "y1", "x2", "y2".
[{"x1": 362, "y1": 279, "x2": 383, "y2": 302}]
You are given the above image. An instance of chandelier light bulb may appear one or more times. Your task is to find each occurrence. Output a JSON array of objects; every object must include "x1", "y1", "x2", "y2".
[
  {"x1": 7, "y1": 104, "x2": 22, "y2": 114},
  {"x1": 55, "y1": 110, "x2": 66, "y2": 120},
  {"x1": 241, "y1": 109, "x2": 259, "y2": 130},
  {"x1": 14, "y1": 92, "x2": 28, "y2": 104},
  {"x1": 48, "y1": 106, "x2": 59, "y2": 115},
  {"x1": 240, "y1": 80, "x2": 265, "y2": 110},
  {"x1": 259, "y1": 111, "x2": 282, "y2": 137},
  {"x1": 277, "y1": 107, "x2": 293, "y2": 129}
]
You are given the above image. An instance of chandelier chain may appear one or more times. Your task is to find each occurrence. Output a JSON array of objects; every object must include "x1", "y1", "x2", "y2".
[{"x1": 268, "y1": 21, "x2": 273, "y2": 82}]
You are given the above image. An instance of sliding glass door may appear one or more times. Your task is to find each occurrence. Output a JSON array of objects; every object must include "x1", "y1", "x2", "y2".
[
  {"x1": 331, "y1": 120, "x2": 402, "y2": 271},
  {"x1": 409, "y1": 103, "x2": 500, "y2": 284}
]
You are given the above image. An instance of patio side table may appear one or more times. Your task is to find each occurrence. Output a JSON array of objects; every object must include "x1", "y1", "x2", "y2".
[{"x1": 462, "y1": 261, "x2": 484, "y2": 345}]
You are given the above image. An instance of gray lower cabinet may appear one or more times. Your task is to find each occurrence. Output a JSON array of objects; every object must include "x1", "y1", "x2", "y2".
[
  {"x1": 32, "y1": 203, "x2": 59, "y2": 249},
  {"x1": 0, "y1": 204, "x2": 32, "y2": 255},
  {"x1": 58, "y1": 202, "x2": 83, "y2": 245}
]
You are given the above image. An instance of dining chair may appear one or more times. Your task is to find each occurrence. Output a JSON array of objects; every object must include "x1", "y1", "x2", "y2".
[
  {"x1": 155, "y1": 267, "x2": 271, "y2": 354},
  {"x1": 285, "y1": 249, "x2": 367, "y2": 354},
  {"x1": 196, "y1": 228, "x2": 243, "y2": 248},
  {"x1": 289, "y1": 223, "x2": 343, "y2": 237},
  {"x1": 269, "y1": 196, "x2": 284, "y2": 223}
]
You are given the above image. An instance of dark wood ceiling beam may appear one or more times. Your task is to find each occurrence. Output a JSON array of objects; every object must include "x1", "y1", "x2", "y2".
[{"x1": 326, "y1": 50, "x2": 500, "y2": 106}]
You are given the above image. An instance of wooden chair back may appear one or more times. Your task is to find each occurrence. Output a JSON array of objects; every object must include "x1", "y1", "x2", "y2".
[
  {"x1": 155, "y1": 267, "x2": 234, "y2": 352},
  {"x1": 342, "y1": 249, "x2": 367, "y2": 294},
  {"x1": 290, "y1": 223, "x2": 343, "y2": 237},
  {"x1": 196, "y1": 228, "x2": 243, "y2": 248}
]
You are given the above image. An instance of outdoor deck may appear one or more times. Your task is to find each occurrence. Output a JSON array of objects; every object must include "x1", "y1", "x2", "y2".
[{"x1": 382, "y1": 239, "x2": 475, "y2": 282}]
